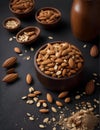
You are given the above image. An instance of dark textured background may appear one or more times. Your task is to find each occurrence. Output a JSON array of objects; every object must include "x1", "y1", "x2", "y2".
[{"x1": 0, "y1": 0, "x2": 99, "y2": 130}]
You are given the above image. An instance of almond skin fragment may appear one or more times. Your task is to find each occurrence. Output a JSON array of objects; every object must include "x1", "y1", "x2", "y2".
[
  {"x1": 90, "y1": 45, "x2": 99, "y2": 57},
  {"x1": 2, "y1": 73, "x2": 18, "y2": 83},
  {"x1": 46, "y1": 93, "x2": 53, "y2": 103},
  {"x1": 58, "y1": 91, "x2": 69, "y2": 98},
  {"x1": 2, "y1": 57, "x2": 17, "y2": 68},
  {"x1": 26, "y1": 73, "x2": 33, "y2": 85},
  {"x1": 85, "y1": 80, "x2": 95, "y2": 95}
]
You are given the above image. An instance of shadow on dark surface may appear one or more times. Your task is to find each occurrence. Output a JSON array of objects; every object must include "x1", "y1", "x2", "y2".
[{"x1": 43, "y1": 19, "x2": 70, "y2": 33}]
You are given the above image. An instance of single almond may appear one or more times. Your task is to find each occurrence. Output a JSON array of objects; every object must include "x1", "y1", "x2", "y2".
[
  {"x1": 90, "y1": 45, "x2": 99, "y2": 57},
  {"x1": 28, "y1": 93, "x2": 36, "y2": 98},
  {"x1": 58, "y1": 91, "x2": 69, "y2": 98},
  {"x1": 2, "y1": 73, "x2": 18, "y2": 83},
  {"x1": 46, "y1": 93, "x2": 53, "y2": 103},
  {"x1": 39, "y1": 109, "x2": 49, "y2": 113},
  {"x1": 56, "y1": 101, "x2": 63, "y2": 107},
  {"x1": 2, "y1": 57, "x2": 17, "y2": 68},
  {"x1": 68, "y1": 58, "x2": 75, "y2": 68},
  {"x1": 14, "y1": 47, "x2": 22, "y2": 54},
  {"x1": 64, "y1": 97, "x2": 71, "y2": 103},
  {"x1": 26, "y1": 73, "x2": 33, "y2": 84},
  {"x1": 6, "y1": 68, "x2": 15, "y2": 74},
  {"x1": 85, "y1": 80, "x2": 95, "y2": 95},
  {"x1": 34, "y1": 91, "x2": 42, "y2": 95},
  {"x1": 38, "y1": 100, "x2": 46, "y2": 103}
]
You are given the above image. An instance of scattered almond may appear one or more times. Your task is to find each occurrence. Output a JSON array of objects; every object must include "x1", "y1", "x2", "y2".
[
  {"x1": 38, "y1": 100, "x2": 46, "y2": 103},
  {"x1": 2, "y1": 57, "x2": 17, "y2": 68},
  {"x1": 28, "y1": 93, "x2": 36, "y2": 98},
  {"x1": 2, "y1": 73, "x2": 18, "y2": 83},
  {"x1": 46, "y1": 93, "x2": 53, "y2": 103},
  {"x1": 14, "y1": 47, "x2": 22, "y2": 54},
  {"x1": 58, "y1": 91, "x2": 69, "y2": 98},
  {"x1": 56, "y1": 101, "x2": 63, "y2": 107},
  {"x1": 6, "y1": 68, "x2": 15, "y2": 74},
  {"x1": 34, "y1": 90, "x2": 42, "y2": 95},
  {"x1": 26, "y1": 73, "x2": 33, "y2": 84},
  {"x1": 64, "y1": 97, "x2": 71, "y2": 103},
  {"x1": 85, "y1": 80, "x2": 95, "y2": 95},
  {"x1": 39, "y1": 109, "x2": 49, "y2": 113},
  {"x1": 90, "y1": 45, "x2": 99, "y2": 57}
]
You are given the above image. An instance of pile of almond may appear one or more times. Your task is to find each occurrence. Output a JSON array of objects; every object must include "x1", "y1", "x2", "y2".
[
  {"x1": 5, "y1": 20, "x2": 19, "y2": 29},
  {"x1": 10, "y1": 0, "x2": 34, "y2": 13},
  {"x1": 37, "y1": 8, "x2": 61, "y2": 24},
  {"x1": 36, "y1": 42, "x2": 84, "y2": 78},
  {"x1": 18, "y1": 31, "x2": 36, "y2": 42}
]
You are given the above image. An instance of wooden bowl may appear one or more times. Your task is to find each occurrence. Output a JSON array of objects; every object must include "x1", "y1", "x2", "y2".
[
  {"x1": 35, "y1": 7, "x2": 61, "y2": 29},
  {"x1": 16, "y1": 26, "x2": 40, "y2": 45},
  {"x1": 3, "y1": 17, "x2": 21, "y2": 32},
  {"x1": 34, "y1": 41, "x2": 84, "y2": 91},
  {"x1": 9, "y1": 0, "x2": 35, "y2": 18}
]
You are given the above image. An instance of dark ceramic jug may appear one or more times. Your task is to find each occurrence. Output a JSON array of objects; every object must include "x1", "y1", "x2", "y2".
[{"x1": 71, "y1": 0, "x2": 100, "y2": 41}]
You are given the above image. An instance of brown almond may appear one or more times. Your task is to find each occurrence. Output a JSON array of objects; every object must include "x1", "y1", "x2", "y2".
[
  {"x1": 62, "y1": 49, "x2": 71, "y2": 56},
  {"x1": 2, "y1": 73, "x2": 18, "y2": 83},
  {"x1": 77, "y1": 62, "x2": 83, "y2": 69},
  {"x1": 46, "y1": 93, "x2": 53, "y2": 103},
  {"x1": 34, "y1": 91, "x2": 42, "y2": 95},
  {"x1": 14, "y1": 47, "x2": 22, "y2": 54},
  {"x1": 39, "y1": 109, "x2": 49, "y2": 113},
  {"x1": 55, "y1": 58, "x2": 63, "y2": 63},
  {"x1": 28, "y1": 93, "x2": 36, "y2": 98},
  {"x1": 42, "y1": 59, "x2": 51, "y2": 65},
  {"x1": 26, "y1": 73, "x2": 33, "y2": 84},
  {"x1": 62, "y1": 69, "x2": 67, "y2": 76},
  {"x1": 64, "y1": 97, "x2": 71, "y2": 103},
  {"x1": 56, "y1": 101, "x2": 63, "y2": 107},
  {"x1": 6, "y1": 68, "x2": 15, "y2": 74},
  {"x1": 85, "y1": 80, "x2": 95, "y2": 95},
  {"x1": 58, "y1": 91, "x2": 69, "y2": 98},
  {"x1": 90, "y1": 45, "x2": 99, "y2": 57},
  {"x1": 2, "y1": 57, "x2": 17, "y2": 68},
  {"x1": 38, "y1": 100, "x2": 46, "y2": 103},
  {"x1": 68, "y1": 58, "x2": 75, "y2": 68}
]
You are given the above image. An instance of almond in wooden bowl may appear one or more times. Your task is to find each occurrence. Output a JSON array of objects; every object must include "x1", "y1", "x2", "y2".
[
  {"x1": 34, "y1": 41, "x2": 84, "y2": 91},
  {"x1": 35, "y1": 7, "x2": 61, "y2": 29},
  {"x1": 3, "y1": 17, "x2": 21, "y2": 32},
  {"x1": 16, "y1": 26, "x2": 40, "y2": 45},
  {"x1": 9, "y1": 0, "x2": 35, "y2": 18}
]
